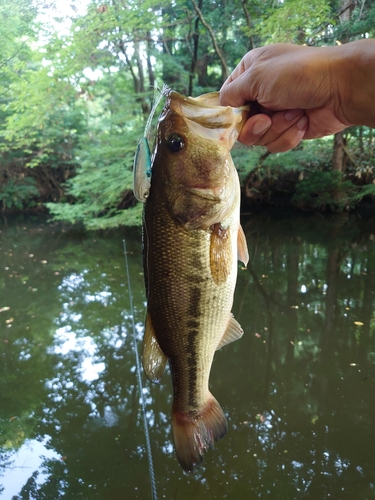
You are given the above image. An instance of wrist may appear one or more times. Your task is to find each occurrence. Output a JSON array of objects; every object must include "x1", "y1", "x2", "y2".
[{"x1": 335, "y1": 39, "x2": 375, "y2": 128}]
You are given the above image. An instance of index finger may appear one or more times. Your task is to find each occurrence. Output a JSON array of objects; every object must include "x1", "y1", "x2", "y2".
[
  {"x1": 220, "y1": 74, "x2": 251, "y2": 107},
  {"x1": 220, "y1": 60, "x2": 249, "y2": 107},
  {"x1": 222, "y1": 57, "x2": 246, "y2": 87}
]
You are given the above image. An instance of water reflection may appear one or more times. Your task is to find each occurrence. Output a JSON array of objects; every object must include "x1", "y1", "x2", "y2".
[
  {"x1": 1, "y1": 437, "x2": 59, "y2": 499},
  {"x1": 52, "y1": 327, "x2": 106, "y2": 382},
  {"x1": 0, "y1": 213, "x2": 375, "y2": 499}
]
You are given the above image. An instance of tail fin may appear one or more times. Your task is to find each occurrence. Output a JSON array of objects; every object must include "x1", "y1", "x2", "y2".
[{"x1": 171, "y1": 394, "x2": 227, "y2": 471}]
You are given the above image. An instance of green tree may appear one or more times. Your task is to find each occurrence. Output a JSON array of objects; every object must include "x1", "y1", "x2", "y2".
[
  {"x1": 45, "y1": 0, "x2": 270, "y2": 228},
  {"x1": 1, "y1": 0, "x2": 375, "y2": 225},
  {"x1": 256, "y1": 0, "x2": 331, "y2": 44},
  {"x1": 0, "y1": 0, "x2": 85, "y2": 209}
]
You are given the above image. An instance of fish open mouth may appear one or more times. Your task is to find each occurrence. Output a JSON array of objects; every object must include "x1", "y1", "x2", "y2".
[{"x1": 163, "y1": 87, "x2": 251, "y2": 147}]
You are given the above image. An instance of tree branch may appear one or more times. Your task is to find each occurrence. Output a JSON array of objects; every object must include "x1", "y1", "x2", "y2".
[
  {"x1": 189, "y1": 0, "x2": 202, "y2": 95},
  {"x1": 118, "y1": 40, "x2": 140, "y2": 92},
  {"x1": 241, "y1": 0, "x2": 255, "y2": 50},
  {"x1": 190, "y1": 0, "x2": 228, "y2": 80},
  {"x1": 342, "y1": 143, "x2": 359, "y2": 168},
  {"x1": 146, "y1": 34, "x2": 155, "y2": 89},
  {"x1": 0, "y1": 46, "x2": 23, "y2": 70}
]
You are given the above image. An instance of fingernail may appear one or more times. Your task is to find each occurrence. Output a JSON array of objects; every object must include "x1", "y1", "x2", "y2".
[
  {"x1": 253, "y1": 118, "x2": 271, "y2": 135},
  {"x1": 285, "y1": 109, "x2": 303, "y2": 121},
  {"x1": 296, "y1": 115, "x2": 308, "y2": 131}
]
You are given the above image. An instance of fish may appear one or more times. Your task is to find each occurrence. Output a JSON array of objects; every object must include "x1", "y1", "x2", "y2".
[{"x1": 137, "y1": 88, "x2": 249, "y2": 471}]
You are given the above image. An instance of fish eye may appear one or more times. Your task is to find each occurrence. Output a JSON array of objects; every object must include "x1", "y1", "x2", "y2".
[{"x1": 167, "y1": 133, "x2": 185, "y2": 153}]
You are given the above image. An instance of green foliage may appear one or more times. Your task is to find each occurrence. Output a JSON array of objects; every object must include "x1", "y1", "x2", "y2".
[
  {"x1": 1, "y1": 0, "x2": 375, "y2": 227},
  {"x1": 46, "y1": 174, "x2": 144, "y2": 229},
  {"x1": 0, "y1": 0, "x2": 36, "y2": 70},
  {"x1": 350, "y1": 182, "x2": 375, "y2": 204},
  {"x1": 0, "y1": 0, "x2": 85, "y2": 211},
  {"x1": 0, "y1": 64, "x2": 85, "y2": 168},
  {"x1": 0, "y1": 177, "x2": 39, "y2": 210},
  {"x1": 45, "y1": 67, "x2": 145, "y2": 229},
  {"x1": 257, "y1": 0, "x2": 332, "y2": 44},
  {"x1": 292, "y1": 170, "x2": 359, "y2": 211},
  {"x1": 231, "y1": 146, "x2": 262, "y2": 182},
  {"x1": 334, "y1": 0, "x2": 375, "y2": 40}
]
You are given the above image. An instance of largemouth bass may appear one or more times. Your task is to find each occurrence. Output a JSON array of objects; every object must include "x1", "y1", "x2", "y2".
[{"x1": 137, "y1": 89, "x2": 249, "y2": 471}]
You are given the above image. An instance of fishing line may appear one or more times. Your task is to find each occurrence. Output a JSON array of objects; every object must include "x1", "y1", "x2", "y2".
[{"x1": 123, "y1": 239, "x2": 158, "y2": 500}]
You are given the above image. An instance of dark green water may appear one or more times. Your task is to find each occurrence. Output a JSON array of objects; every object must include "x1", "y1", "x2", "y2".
[{"x1": 1, "y1": 212, "x2": 375, "y2": 500}]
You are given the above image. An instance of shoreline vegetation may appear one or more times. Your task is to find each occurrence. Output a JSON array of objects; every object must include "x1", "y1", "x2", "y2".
[
  {"x1": 1, "y1": 1, "x2": 375, "y2": 228},
  {"x1": 2, "y1": 135, "x2": 375, "y2": 223}
]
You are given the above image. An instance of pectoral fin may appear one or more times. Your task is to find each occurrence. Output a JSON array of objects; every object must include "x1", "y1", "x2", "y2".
[
  {"x1": 216, "y1": 314, "x2": 244, "y2": 350},
  {"x1": 237, "y1": 225, "x2": 249, "y2": 267},
  {"x1": 142, "y1": 312, "x2": 168, "y2": 383},
  {"x1": 210, "y1": 223, "x2": 232, "y2": 285}
]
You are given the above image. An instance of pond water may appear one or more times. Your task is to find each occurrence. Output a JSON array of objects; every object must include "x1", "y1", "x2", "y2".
[{"x1": 1, "y1": 212, "x2": 375, "y2": 500}]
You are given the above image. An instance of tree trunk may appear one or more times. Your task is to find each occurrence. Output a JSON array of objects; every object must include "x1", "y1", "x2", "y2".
[
  {"x1": 188, "y1": 0, "x2": 202, "y2": 96},
  {"x1": 332, "y1": 1, "x2": 354, "y2": 172},
  {"x1": 332, "y1": 131, "x2": 345, "y2": 172},
  {"x1": 146, "y1": 34, "x2": 155, "y2": 90},
  {"x1": 197, "y1": 56, "x2": 209, "y2": 88},
  {"x1": 241, "y1": 0, "x2": 255, "y2": 50},
  {"x1": 191, "y1": 0, "x2": 229, "y2": 81}
]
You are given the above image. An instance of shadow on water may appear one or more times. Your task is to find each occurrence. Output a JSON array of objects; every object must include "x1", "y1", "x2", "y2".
[{"x1": 0, "y1": 212, "x2": 375, "y2": 499}]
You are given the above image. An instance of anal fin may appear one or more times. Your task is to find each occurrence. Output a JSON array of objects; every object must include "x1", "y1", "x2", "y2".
[
  {"x1": 141, "y1": 312, "x2": 168, "y2": 383},
  {"x1": 216, "y1": 314, "x2": 244, "y2": 350},
  {"x1": 238, "y1": 225, "x2": 249, "y2": 267}
]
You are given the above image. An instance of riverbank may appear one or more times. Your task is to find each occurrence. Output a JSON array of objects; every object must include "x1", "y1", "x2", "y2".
[{"x1": 2, "y1": 161, "x2": 375, "y2": 225}]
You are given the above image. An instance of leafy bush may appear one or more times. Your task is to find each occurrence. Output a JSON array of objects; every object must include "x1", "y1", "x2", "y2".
[
  {"x1": 292, "y1": 171, "x2": 360, "y2": 211},
  {"x1": 45, "y1": 120, "x2": 143, "y2": 229},
  {"x1": 0, "y1": 177, "x2": 39, "y2": 211}
]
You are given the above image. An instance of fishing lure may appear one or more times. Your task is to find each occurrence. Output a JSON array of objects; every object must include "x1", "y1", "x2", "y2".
[{"x1": 133, "y1": 86, "x2": 166, "y2": 202}]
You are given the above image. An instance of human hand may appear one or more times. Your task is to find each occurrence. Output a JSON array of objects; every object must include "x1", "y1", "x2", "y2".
[{"x1": 220, "y1": 43, "x2": 354, "y2": 152}]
